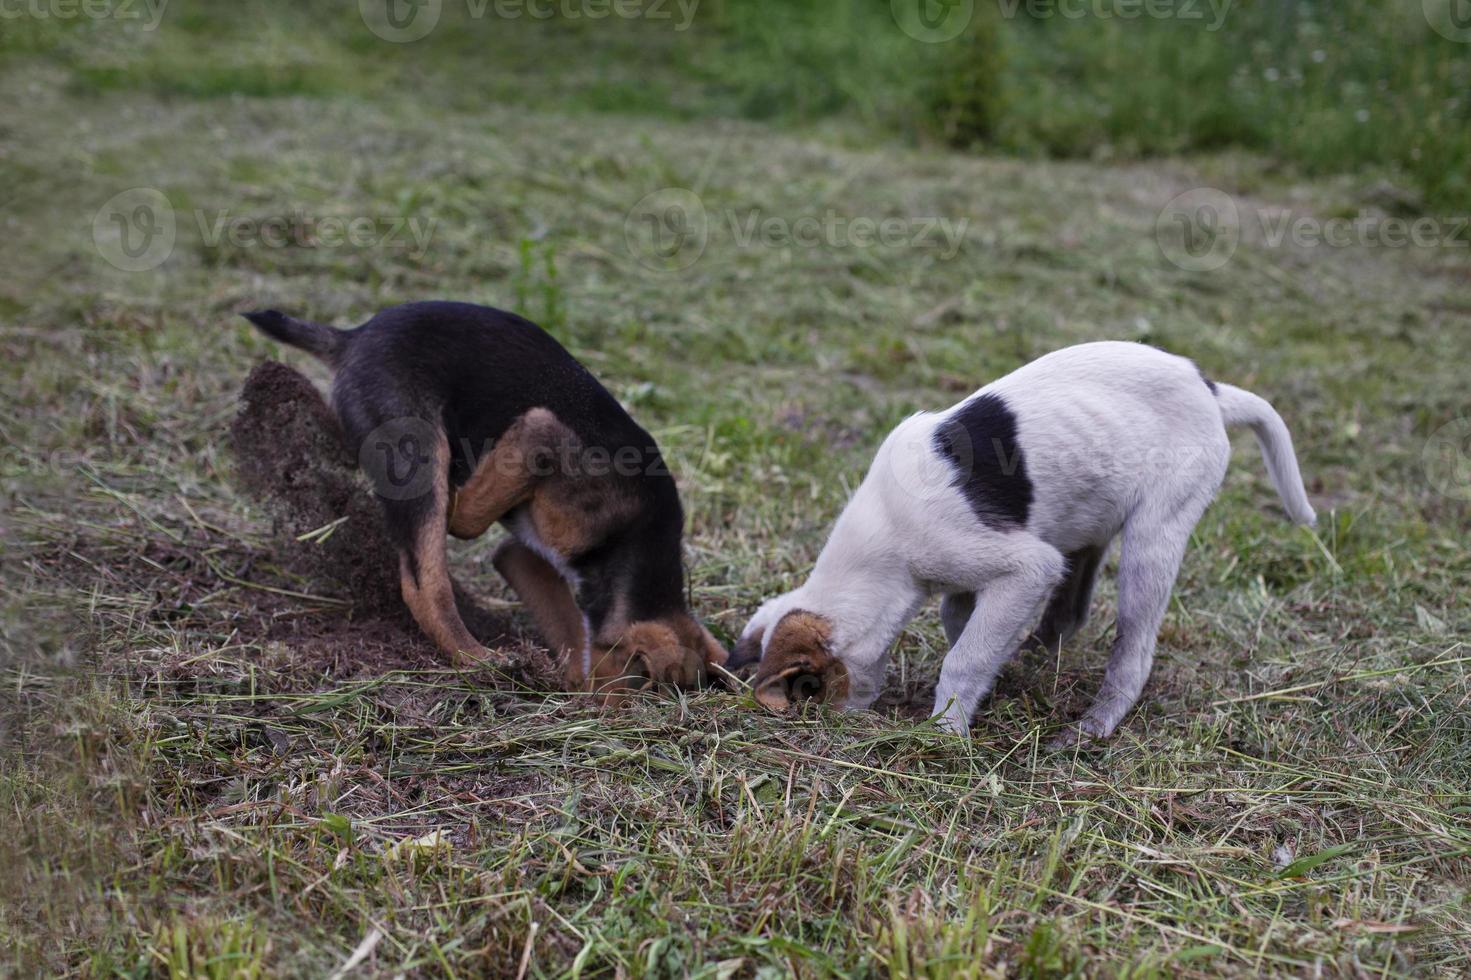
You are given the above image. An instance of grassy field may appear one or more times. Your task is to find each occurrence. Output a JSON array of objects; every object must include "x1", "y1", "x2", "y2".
[{"x1": 4, "y1": 4, "x2": 1471, "y2": 977}]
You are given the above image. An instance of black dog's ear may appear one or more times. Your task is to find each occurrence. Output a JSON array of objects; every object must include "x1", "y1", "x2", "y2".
[{"x1": 726, "y1": 627, "x2": 765, "y2": 672}]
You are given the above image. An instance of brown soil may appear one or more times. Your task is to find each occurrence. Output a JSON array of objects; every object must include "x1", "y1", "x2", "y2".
[
  {"x1": 228, "y1": 360, "x2": 400, "y2": 612},
  {"x1": 226, "y1": 360, "x2": 553, "y2": 684}
]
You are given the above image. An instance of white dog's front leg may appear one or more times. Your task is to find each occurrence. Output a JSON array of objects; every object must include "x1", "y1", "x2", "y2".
[
  {"x1": 931, "y1": 547, "x2": 1063, "y2": 734},
  {"x1": 839, "y1": 657, "x2": 889, "y2": 712}
]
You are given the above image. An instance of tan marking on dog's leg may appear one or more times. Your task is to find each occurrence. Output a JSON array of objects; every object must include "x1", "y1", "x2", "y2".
[
  {"x1": 590, "y1": 612, "x2": 717, "y2": 692},
  {"x1": 525, "y1": 495, "x2": 595, "y2": 555},
  {"x1": 527, "y1": 476, "x2": 641, "y2": 560},
  {"x1": 604, "y1": 620, "x2": 707, "y2": 690},
  {"x1": 400, "y1": 434, "x2": 502, "y2": 667},
  {"x1": 578, "y1": 646, "x2": 650, "y2": 703},
  {"x1": 446, "y1": 408, "x2": 567, "y2": 540},
  {"x1": 591, "y1": 595, "x2": 633, "y2": 650},
  {"x1": 447, "y1": 412, "x2": 541, "y2": 535}
]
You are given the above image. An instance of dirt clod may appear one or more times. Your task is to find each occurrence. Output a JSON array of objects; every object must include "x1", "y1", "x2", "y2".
[
  {"x1": 227, "y1": 360, "x2": 533, "y2": 664},
  {"x1": 230, "y1": 360, "x2": 400, "y2": 610}
]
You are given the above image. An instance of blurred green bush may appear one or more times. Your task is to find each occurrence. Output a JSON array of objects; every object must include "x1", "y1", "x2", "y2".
[
  {"x1": 703, "y1": 0, "x2": 1470, "y2": 213},
  {"x1": 7, "y1": 0, "x2": 1467, "y2": 213}
]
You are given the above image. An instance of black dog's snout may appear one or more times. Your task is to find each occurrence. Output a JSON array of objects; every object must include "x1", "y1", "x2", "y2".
[{"x1": 725, "y1": 642, "x2": 760, "y2": 672}]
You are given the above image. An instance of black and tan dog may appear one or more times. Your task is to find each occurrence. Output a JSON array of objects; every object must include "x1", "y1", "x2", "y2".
[{"x1": 241, "y1": 301, "x2": 726, "y2": 694}]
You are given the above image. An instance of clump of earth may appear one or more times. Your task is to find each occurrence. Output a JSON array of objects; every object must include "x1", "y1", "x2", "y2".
[{"x1": 229, "y1": 360, "x2": 548, "y2": 680}]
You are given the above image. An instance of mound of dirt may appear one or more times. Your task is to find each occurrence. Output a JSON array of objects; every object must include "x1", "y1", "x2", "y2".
[{"x1": 228, "y1": 360, "x2": 519, "y2": 652}]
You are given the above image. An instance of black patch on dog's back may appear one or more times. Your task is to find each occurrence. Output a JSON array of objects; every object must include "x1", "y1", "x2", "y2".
[{"x1": 934, "y1": 393, "x2": 1032, "y2": 528}]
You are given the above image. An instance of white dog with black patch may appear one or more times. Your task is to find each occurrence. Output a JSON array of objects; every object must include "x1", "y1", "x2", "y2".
[{"x1": 732, "y1": 341, "x2": 1315, "y2": 745}]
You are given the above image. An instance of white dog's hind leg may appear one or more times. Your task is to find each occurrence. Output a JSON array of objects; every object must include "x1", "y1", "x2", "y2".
[
  {"x1": 1057, "y1": 500, "x2": 1208, "y2": 745},
  {"x1": 931, "y1": 538, "x2": 1064, "y2": 734}
]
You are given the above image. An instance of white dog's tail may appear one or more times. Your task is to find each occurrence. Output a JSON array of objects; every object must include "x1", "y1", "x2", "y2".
[{"x1": 1213, "y1": 383, "x2": 1316, "y2": 526}]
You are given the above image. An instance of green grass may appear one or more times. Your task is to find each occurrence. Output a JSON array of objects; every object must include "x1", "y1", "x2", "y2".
[{"x1": 3, "y1": 4, "x2": 1471, "y2": 976}]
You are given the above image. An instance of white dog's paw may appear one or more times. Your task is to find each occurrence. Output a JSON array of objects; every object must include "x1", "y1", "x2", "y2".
[
  {"x1": 930, "y1": 701, "x2": 971, "y2": 736},
  {"x1": 1047, "y1": 716, "x2": 1114, "y2": 751},
  {"x1": 1046, "y1": 725, "x2": 1086, "y2": 751}
]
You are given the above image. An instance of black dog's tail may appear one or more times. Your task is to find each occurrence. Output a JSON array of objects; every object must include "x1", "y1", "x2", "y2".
[{"x1": 241, "y1": 310, "x2": 347, "y2": 368}]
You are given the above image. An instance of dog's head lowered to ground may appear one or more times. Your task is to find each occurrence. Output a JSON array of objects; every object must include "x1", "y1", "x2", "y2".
[
  {"x1": 747, "y1": 610, "x2": 849, "y2": 711},
  {"x1": 582, "y1": 617, "x2": 722, "y2": 697}
]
